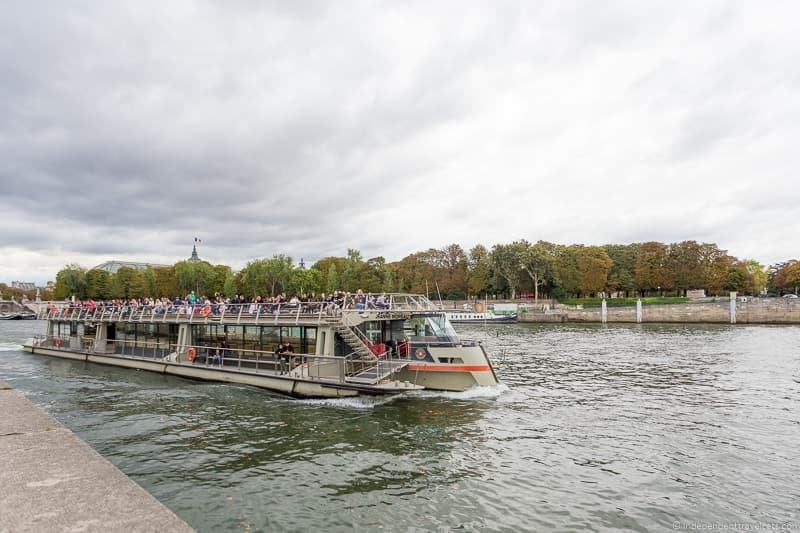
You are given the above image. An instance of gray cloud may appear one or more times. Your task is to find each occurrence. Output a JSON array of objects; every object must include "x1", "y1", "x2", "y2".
[{"x1": 1, "y1": 1, "x2": 799, "y2": 282}]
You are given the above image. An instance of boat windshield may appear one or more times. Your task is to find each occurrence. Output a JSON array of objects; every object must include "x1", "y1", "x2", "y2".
[{"x1": 425, "y1": 314, "x2": 458, "y2": 340}]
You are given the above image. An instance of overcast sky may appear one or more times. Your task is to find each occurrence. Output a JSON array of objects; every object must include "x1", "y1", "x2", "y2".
[{"x1": 1, "y1": 1, "x2": 799, "y2": 283}]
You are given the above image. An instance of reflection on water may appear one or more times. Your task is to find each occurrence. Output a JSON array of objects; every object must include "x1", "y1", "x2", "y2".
[{"x1": 2, "y1": 321, "x2": 799, "y2": 531}]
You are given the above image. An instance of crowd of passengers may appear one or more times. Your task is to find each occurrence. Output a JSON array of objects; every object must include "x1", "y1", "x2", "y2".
[{"x1": 53, "y1": 289, "x2": 393, "y2": 317}]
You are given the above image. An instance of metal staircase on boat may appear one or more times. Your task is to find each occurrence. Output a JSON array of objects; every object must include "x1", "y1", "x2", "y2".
[
  {"x1": 334, "y1": 325, "x2": 377, "y2": 360},
  {"x1": 345, "y1": 360, "x2": 410, "y2": 385}
]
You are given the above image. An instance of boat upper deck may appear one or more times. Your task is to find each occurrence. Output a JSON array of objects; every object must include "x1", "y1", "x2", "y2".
[{"x1": 37, "y1": 294, "x2": 444, "y2": 327}]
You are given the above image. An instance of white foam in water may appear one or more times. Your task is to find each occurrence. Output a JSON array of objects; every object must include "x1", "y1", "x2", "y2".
[
  {"x1": 409, "y1": 382, "x2": 510, "y2": 400},
  {"x1": 0, "y1": 343, "x2": 22, "y2": 352},
  {"x1": 292, "y1": 395, "x2": 402, "y2": 410}
]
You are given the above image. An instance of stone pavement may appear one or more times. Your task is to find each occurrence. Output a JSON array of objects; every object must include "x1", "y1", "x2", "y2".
[{"x1": 0, "y1": 379, "x2": 193, "y2": 532}]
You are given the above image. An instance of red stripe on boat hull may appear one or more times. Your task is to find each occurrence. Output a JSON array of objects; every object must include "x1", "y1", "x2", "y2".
[{"x1": 406, "y1": 364, "x2": 492, "y2": 373}]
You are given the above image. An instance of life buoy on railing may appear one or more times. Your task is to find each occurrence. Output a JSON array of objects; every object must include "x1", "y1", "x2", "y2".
[
  {"x1": 474, "y1": 302, "x2": 485, "y2": 313},
  {"x1": 201, "y1": 305, "x2": 211, "y2": 317},
  {"x1": 186, "y1": 347, "x2": 197, "y2": 362},
  {"x1": 54, "y1": 338, "x2": 62, "y2": 348}
]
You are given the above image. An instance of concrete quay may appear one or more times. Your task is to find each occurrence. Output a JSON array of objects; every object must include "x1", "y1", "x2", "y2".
[
  {"x1": 0, "y1": 379, "x2": 193, "y2": 533},
  {"x1": 519, "y1": 297, "x2": 800, "y2": 324}
]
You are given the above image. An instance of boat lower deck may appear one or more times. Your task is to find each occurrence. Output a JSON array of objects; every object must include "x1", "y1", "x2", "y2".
[{"x1": 23, "y1": 344, "x2": 422, "y2": 398}]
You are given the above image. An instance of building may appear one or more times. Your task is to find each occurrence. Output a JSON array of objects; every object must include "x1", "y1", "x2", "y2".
[
  {"x1": 92, "y1": 261, "x2": 171, "y2": 274},
  {"x1": 188, "y1": 245, "x2": 201, "y2": 263},
  {"x1": 11, "y1": 281, "x2": 36, "y2": 292}
]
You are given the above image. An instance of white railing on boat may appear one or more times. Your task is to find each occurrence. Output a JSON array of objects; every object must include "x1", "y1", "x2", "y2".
[
  {"x1": 28, "y1": 335, "x2": 415, "y2": 386},
  {"x1": 35, "y1": 295, "x2": 443, "y2": 324}
]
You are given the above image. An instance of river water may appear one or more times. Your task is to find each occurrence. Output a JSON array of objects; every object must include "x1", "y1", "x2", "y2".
[{"x1": 1, "y1": 321, "x2": 799, "y2": 532}]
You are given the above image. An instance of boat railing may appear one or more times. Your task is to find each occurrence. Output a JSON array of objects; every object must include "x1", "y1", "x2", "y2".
[
  {"x1": 35, "y1": 294, "x2": 445, "y2": 323},
  {"x1": 29, "y1": 334, "x2": 409, "y2": 384}
]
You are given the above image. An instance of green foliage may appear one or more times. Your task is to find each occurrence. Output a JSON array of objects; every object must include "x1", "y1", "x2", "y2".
[
  {"x1": 154, "y1": 267, "x2": 179, "y2": 298},
  {"x1": 50, "y1": 240, "x2": 772, "y2": 302},
  {"x1": 239, "y1": 255, "x2": 294, "y2": 296},
  {"x1": 112, "y1": 267, "x2": 145, "y2": 299},
  {"x1": 325, "y1": 263, "x2": 339, "y2": 293},
  {"x1": 174, "y1": 260, "x2": 215, "y2": 295},
  {"x1": 54, "y1": 264, "x2": 87, "y2": 300},
  {"x1": 490, "y1": 242, "x2": 526, "y2": 299},
  {"x1": 86, "y1": 269, "x2": 111, "y2": 299},
  {"x1": 558, "y1": 297, "x2": 691, "y2": 307},
  {"x1": 222, "y1": 270, "x2": 238, "y2": 298}
]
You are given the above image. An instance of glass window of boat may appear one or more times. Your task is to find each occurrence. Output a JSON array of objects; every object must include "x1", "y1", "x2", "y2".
[
  {"x1": 243, "y1": 326, "x2": 260, "y2": 355},
  {"x1": 304, "y1": 327, "x2": 317, "y2": 355},
  {"x1": 195, "y1": 325, "x2": 225, "y2": 347},
  {"x1": 365, "y1": 322, "x2": 382, "y2": 344},
  {"x1": 426, "y1": 314, "x2": 457, "y2": 339},
  {"x1": 280, "y1": 327, "x2": 301, "y2": 352},
  {"x1": 262, "y1": 326, "x2": 280, "y2": 352}
]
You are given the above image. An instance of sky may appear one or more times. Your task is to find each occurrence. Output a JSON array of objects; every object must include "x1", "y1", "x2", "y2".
[{"x1": 1, "y1": 1, "x2": 799, "y2": 284}]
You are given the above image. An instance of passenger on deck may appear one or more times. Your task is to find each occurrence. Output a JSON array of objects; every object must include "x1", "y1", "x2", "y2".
[{"x1": 211, "y1": 345, "x2": 222, "y2": 366}]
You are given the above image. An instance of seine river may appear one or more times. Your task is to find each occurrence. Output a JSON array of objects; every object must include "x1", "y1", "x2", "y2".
[{"x1": 1, "y1": 321, "x2": 799, "y2": 532}]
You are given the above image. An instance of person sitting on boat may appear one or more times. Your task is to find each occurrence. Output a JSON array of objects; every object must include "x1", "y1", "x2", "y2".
[
  {"x1": 211, "y1": 344, "x2": 222, "y2": 367},
  {"x1": 355, "y1": 289, "x2": 366, "y2": 311}
]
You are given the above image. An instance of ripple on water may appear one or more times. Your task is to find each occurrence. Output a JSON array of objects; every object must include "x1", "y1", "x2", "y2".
[{"x1": 1, "y1": 320, "x2": 800, "y2": 531}]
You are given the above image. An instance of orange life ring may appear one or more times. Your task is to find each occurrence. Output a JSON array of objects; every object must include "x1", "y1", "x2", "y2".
[
  {"x1": 474, "y1": 302, "x2": 485, "y2": 313},
  {"x1": 186, "y1": 347, "x2": 197, "y2": 361},
  {"x1": 201, "y1": 305, "x2": 211, "y2": 317},
  {"x1": 54, "y1": 338, "x2": 62, "y2": 348}
]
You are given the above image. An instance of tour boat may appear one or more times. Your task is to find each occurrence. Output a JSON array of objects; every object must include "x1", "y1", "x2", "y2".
[
  {"x1": 23, "y1": 294, "x2": 499, "y2": 398},
  {"x1": 443, "y1": 303, "x2": 517, "y2": 324}
]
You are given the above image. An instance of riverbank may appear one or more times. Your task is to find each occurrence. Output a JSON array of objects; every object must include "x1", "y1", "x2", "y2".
[
  {"x1": 0, "y1": 378, "x2": 192, "y2": 532},
  {"x1": 519, "y1": 297, "x2": 800, "y2": 323}
]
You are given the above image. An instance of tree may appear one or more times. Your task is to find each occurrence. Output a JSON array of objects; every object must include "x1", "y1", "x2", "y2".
[
  {"x1": 54, "y1": 265, "x2": 87, "y2": 300},
  {"x1": 174, "y1": 260, "x2": 215, "y2": 296},
  {"x1": 381, "y1": 267, "x2": 396, "y2": 293},
  {"x1": 326, "y1": 263, "x2": 340, "y2": 293},
  {"x1": 554, "y1": 245, "x2": 580, "y2": 298},
  {"x1": 745, "y1": 260, "x2": 768, "y2": 296},
  {"x1": 154, "y1": 267, "x2": 180, "y2": 298},
  {"x1": 519, "y1": 240, "x2": 558, "y2": 301},
  {"x1": 604, "y1": 244, "x2": 637, "y2": 296},
  {"x1": 490, "y1": 243, "x2": 525, "y2": 299},
  {"x1": 112, "y1": 267, "x2": 145, "y2": 299},
  {"x1": 86, "y1": 269, "x2": 111, "y2": 299},
  {"x1": 239, "y1": 255, "x2": 294, "y2": 296},
  {"x1": 773, "y1": 260, "x2": 800, "y2": 294},
  {"x1": 575, "y1": 246, "x2": 613, "y2": 295},
  {"x1": 634, "y1": 242, "x2": 669, "y2": 295},
  {"x1": 466, "y1": 244, "x2": 492, "y2": 297},
  {"x1": 667, "y1": 241, "x2": 704, "y2": 296},
  {"x1": 222, "y1": 270, "x2": 238, "y2": 298}
]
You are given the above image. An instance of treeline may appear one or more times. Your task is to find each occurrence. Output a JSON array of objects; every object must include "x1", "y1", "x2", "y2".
[{"x1": 52, "y1": 241, "x2": 800, "y2": 301}]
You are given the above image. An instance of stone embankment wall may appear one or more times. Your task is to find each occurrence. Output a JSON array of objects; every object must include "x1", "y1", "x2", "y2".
[{"x1": 519, "y1": 298, "x2": 800, "y2": 324}]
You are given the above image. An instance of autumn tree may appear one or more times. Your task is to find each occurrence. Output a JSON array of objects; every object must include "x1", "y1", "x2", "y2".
[
  {"x1": 153, "y1": 267, "x2": 180, "y2": 298},
  {"x1": 634, "y1": 242, "x2": 669, "y2": 295},
  {"x1": 466, "y1": 244, "x2": 492, "y2": 297},
  {"x1": 575, "y1": 246, "x2": 613, "y2": 295}
]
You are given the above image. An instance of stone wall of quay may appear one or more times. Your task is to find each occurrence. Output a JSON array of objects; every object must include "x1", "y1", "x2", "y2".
[{"x1": 519, "y1": 298, "x2": 800, "y2": 324}]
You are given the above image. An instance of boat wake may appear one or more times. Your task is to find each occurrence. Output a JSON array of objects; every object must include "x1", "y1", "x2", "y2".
[
  {"x1": 410, "y1": 382, "x2": 510, "y2": 400},
  {"x1": 0, "y1": 343, "x2": 22, "y2": 352},
  {"x1": 291, "y1": 395, "x2": 403, "y2": 410}
]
